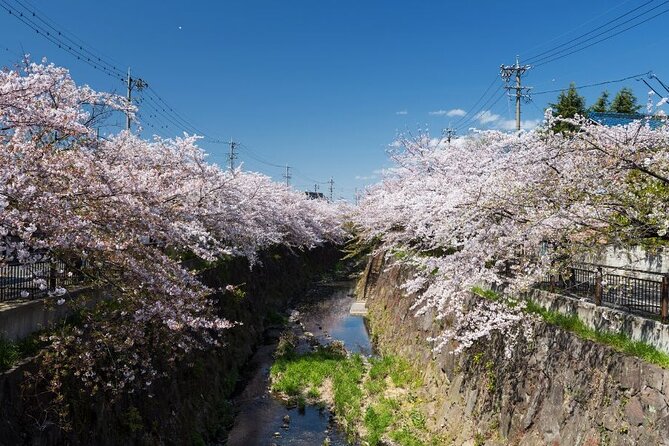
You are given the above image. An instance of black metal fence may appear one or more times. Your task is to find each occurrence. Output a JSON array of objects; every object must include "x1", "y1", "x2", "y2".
[
  {"x1": 540, "y1": 264, "x2": 669, "y2": 320},
  {"x1": 0, "y1": 260, "x2": 83, "y2": 302}
]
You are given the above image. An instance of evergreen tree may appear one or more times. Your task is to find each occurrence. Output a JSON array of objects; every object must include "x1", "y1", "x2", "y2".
[
  {"x1": 610, "y1": 87, "x2": 642, "y2": 114},
  {"x1": 549, "y1": 82, "x2": 586, "y2": 133},
  {"x1": 589, "y1": 90, "x2": 609, "y2": 113}
]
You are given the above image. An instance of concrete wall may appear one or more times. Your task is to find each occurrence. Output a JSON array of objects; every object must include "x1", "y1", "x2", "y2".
[
  {"x1": 0, "y1": 287, "x2": 104, "y2": 341},
  {"x1": 531, "y1": 288, "x2": 669, "y2": 354},
  {"x1": 587, "y1": 245, "x2": 669, "y2": 278}
]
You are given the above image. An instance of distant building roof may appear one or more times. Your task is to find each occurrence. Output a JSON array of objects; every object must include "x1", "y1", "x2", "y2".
[
  {"x1": 588, "y1": 112, "x2": 667, "y2": 129},
  {"x1": 305, "y1": 191, "x2": 325, "y2": 200}
]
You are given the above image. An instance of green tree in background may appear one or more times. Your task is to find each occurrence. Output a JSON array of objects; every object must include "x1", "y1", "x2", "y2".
[
  {"x1": 610, "y1": 87, "x2": 642, "y2": 114},
  {"x1": 589, "y1": 90, "x2": 609, "y2": 113},
  {"x1": 549, "y1": 82, "x2": 586, "y2": 133}
]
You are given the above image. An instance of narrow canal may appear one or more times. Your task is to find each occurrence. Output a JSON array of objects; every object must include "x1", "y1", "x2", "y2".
[{"x1": 225, "y1": 281, "x2": 371, "y2": 446}]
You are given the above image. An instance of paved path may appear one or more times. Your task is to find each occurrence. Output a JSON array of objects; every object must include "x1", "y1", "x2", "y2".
[{"x1": 349, "y1": 301, "x2": 367, "y2": 316}]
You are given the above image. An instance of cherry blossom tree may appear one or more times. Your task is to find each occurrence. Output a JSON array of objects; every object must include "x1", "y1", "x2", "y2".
[
  {"x1": 0, "y1": 60, "x2": 346, "y2": 420},
  {"x1": 354, "y1": 109, "x2": 669, "y2": 354}
]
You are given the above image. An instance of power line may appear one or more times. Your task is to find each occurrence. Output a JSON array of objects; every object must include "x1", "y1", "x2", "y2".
[
  {"x1": 144, "y1": 87, "x2": 219, "y2": 139},
  {"x1": 456, "y1": 2, "x2": 666, "y2": 135},
  {"x1": 518, "y1": 0, "x2": 636, "y2": 57},
  {"x1": 237, "y1": 143, "x2": 285, "y2": 169},
  {"x1": 0, "y1": 0, "x2": 126, "y2": 81},
  {"x1": 524, "y1": 0, "x2": 659, "y2": 64},
  {"x1": 292, "y1": 167, "x2": 329, "y2": 185},
  {"x1": 452, "y1": 75, "x2": 499, "y2": 128},
  {"x1": 1, "y1": 0, "x2": 226, "y2": 141},
  {"x1": 137, "y1": 91, "x2": 200, "y2": 135},
  {"x1": 650, "y1": 73, "x2": 669, "y2": 95},
  {"x1": 10, "y1": 0, "x2": 126, "y2": 77},
  {"x1": 639, "y1": 78, "x2": 664, "y2": 97},
  {"x1": 532, "y1": 71, "x2": 652, "y2": 95},
  {"x1": 455, "y1": 88, "x2": 506, "y2": 132},
  {"x1": 530, "y1": 2, "x2": 669, "y2": 68}
]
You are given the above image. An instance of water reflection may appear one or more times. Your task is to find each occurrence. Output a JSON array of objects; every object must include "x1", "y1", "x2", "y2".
[{"x1": 225, "y1": 283, "x2": 368, "y2": 446}]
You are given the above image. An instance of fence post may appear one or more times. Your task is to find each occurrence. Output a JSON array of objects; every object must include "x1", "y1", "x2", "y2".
[
  {"x1": 570, "y1": 267, "x2": 576, "y2": 290},
  {"x1": 49, "y1": 260, "x2": 57, "y2": 291},
  {"x1": 662, "y1": 274, "x2": 669, "y2": 323},
  {"x1": 594, "y1": 266, "x2": 603, "y2": 306}
]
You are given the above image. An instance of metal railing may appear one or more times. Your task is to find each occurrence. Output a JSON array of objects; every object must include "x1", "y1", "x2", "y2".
[
  {"x1": 539, "y1": 264, "x2": 669, "y2": 321},
  {"x1": 0, "y1": 260, "x2": 84, "y2": 302}
]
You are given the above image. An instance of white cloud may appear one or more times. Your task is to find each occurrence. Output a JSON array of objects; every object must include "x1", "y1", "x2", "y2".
[
  {"x1": 395, "y1": 110, "x2": 408, "y2": 115},
  {"x1": 446, "y1": 108, "x2": 466, "y2": 117},
  {"x1": 355, "y1": 174, "x2": 377, "y2": 180},
  {"x1": 475, "y1": 110, "x2": 500, "y2": 124},
  {"x1": 429, "y1": 108, "x2": 467, "y2": 117},
  {"x1": 496, "y1": 119, "x2": 541, "y2": 131}
]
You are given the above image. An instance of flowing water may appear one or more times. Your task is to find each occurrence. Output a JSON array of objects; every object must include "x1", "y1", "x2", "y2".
[{"x1": 225, "y1": 282, "x2": 371, "y2": 446}]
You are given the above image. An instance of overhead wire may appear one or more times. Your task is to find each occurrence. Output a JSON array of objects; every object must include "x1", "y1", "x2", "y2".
[
  {"x1": 532, "y1": 71, "x2": 652, "y2": 95},
  {"x1": 237, "y1": 143, "x2": 285, "y2": 169},
  {"x1": 452, "y1": 75, "x2": 500, "y2": 128},
  {"x1": 518, "y1": 0, "x2": 636, "y2": 56},
  {"x1": 455, "y1": 87, "x2": 506, "y2": 131},
  {"x1": 529, "y1": 2, "x2": 669, "y2": 67},
  {"x1": 524, "y1": 0, "x2": 660, "y2": 64},
  {"x1": 292, "y1": 167, "x2": 329, "y2": 185},
  {"x1": 0, "y1": 0, "x2": 126, "y2": 81},
  {"x1": 10, "y1": 0, "x2": 126, "y2": 77},
  {"x1": 1, "y1": 0, "x2": 227, "y2": 142}
]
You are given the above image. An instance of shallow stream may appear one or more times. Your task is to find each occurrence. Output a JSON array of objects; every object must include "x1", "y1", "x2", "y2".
[{"x1": 225, "y1": 282, "x2": 370, "y2": 446}]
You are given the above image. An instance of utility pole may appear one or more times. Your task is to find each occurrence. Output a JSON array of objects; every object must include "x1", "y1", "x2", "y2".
[
  {"x1": 500, "y1": 56, "x2": 532, "y2": 132},
  {"x1": 227, "y1": 139, "x2": 237, "y2": 171},
  {"x1": 126, "y1": 67, "x2": 148, "y2": 131},
  {"x1": 354, "y1": 187, "x2": 359, "y2": 206},
  {"x1": 314, "y1": 184, "x2": 319, "y2": 194},
  {"x1": 283, "y1": 165, "x2": 292, "y2": 187},
  {"x1": 442, "y1": 127, "x2": 456, "y2": 144},
  {"x1": 328, "y1": 178, "x2": 334, "y2": 202}
]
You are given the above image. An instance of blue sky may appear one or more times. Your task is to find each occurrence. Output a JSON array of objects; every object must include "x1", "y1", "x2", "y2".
[{"x1": 2, "y1": 0, "x2": 669, "y2": 200}]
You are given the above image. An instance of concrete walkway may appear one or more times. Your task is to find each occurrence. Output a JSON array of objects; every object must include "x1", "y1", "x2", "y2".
[{"x1": 349, "y1": 301, "x2": 367, "y2": 316}]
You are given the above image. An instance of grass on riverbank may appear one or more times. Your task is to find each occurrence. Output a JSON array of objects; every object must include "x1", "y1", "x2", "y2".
[
  {"x1": 270, "y1": 340, "x2": 443, "y2": 446},
  {"x1": 471, "y1": 287, "x2": 669, "y2": 369},
  {"x1": 524, "y1": 300, "x2": 669, "y2": 368},
  {"x1": 270, "y1": 342, "x2": 364, "y2": 438},
  {"x1": 0, "y1": 334, "x2": 43, "y2": 372}
]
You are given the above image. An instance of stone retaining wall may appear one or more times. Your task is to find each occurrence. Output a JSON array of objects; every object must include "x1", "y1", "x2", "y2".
[{"x1": 363, "y1": 253, "x2": 669, "y2": 445}]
